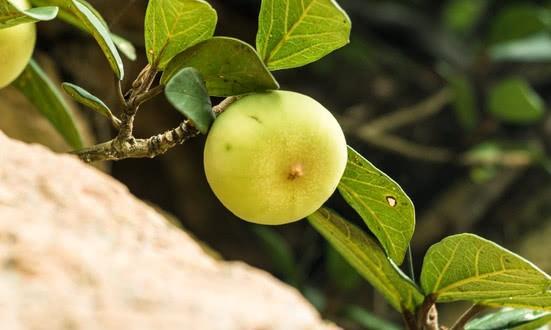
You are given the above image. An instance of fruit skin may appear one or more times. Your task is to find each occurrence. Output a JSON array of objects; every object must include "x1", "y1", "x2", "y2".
[
  {"x1": 204, "y1": 90, "x2": 348, "y2": 225},
  {"x1": 0, "y1": 0, "x2": 36, "y2": 89}
]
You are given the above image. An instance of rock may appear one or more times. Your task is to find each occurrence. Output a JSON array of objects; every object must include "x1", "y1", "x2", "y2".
[{"x1": 0, "y1": 131, "x2": 338, "y2": 330}]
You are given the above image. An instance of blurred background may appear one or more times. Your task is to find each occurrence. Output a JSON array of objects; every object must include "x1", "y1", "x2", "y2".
[{"x1": 1, "y1": 0, "x2": 550, "y2": 328}]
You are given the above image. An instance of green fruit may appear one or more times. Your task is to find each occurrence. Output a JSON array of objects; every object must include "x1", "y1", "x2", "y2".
[
  {"x1": 204, "y1": 90, "x2": 348, "y2": 225},
  {"x1": 0, "y1": 0, "x2": 36, "y2": 89}
]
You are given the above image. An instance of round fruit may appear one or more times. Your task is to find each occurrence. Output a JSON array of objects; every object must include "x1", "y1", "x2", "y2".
[
  {"x1": 204, "y1": 90, "x2": 348, "y2": 225},
  {"x1": 0, "y1": 0, "x2": 36, "y2": 89}
]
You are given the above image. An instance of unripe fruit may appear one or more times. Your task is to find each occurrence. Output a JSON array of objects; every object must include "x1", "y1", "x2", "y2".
[
  {"x1": 204, "y1": 90, "x2": 348, "y2": 225},
  {"x1": 0, "y1": 0, "x2": 36, "y2": 88}
]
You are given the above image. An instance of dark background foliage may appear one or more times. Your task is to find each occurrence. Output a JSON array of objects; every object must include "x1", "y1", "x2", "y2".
[{"x1": 3, "y1": 0, "x2": 550, "y2": 328}]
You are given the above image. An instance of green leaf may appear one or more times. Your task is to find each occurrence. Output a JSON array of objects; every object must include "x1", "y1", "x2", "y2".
[
  {"x1": 338, "y1": 146, "x2": 415, "y2": 265},
  {"x1": 308, "y1": 208, "x2": 424, "y2": 312},
  {"x1": 12, "y1": 60, "x2": 83, "y2": 149},
  {"x1": 144, "y1": 0, "x2": 217, "y2": 70},
  {"x1": 465, "y1": 309, "x2": 551, "y2": 330},
  {"x1": 30, "y1": 0, "x2": 124, "y2": 78},
  {"x1": 0, "y1": 0, "x2": 57, "y2": 28},
  {"x1": 420, "y1": 234, "x2": 551, "y2": 310},
  {"x1": 251, "y1": 226, "x2": 297, "y2": 284},
  {"x1": 165, "y1": 67, "x2": 213, "y2": 134},
  {"x1": 490, "y1": 34, "x2": 551, "y2": 63},
  {"x1": 61, "y1": 82, "x2": 115, "y2": 120},
  {"x1": 68, "y1": 0, "x2": 124, "y2": 79},
  {"x1": 256, "y1": 0, "x2": 351, "y2": 71},
  {"x1": 488, "y1": 5, "x2": 551, "y2": 44},
  {"x1": 30, "y1": 0, "x2": 136, "y2": 61},
  {"x1": 487, "y1": 78, "x2": 545, "y2": 124},
  {"x1": 162, "y1": 37, "x2": 279, "y2": 96}
]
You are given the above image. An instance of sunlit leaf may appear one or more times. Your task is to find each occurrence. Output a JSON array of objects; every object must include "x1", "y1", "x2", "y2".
[
  {"x1": 162, "y1": 37, "x2": 279, "y2": 96},
  {"x1": 420, "y1": 234, "x2": 551, "y2": 310},
  {"x1": 145, "y1": 0, "x2": 217, "y2": 69},
  {"x1": 308, "y1": 208, "x2": 424, "y2": 312},
  {"x1": 256, "y1": 0, "x2": 351, "y2": 71},
  {"x1": 0, "y1": 0, "x2": 57, "y2": 28},
  {"x1": 69, "y1": 0, "x2": 124, "y2": 79},
  {"x1": 30, "y1": 0, "x2": 136, "y2": 61},
  {"x1": 338, "y1": 146, "x2": 415, "y2": 265}
]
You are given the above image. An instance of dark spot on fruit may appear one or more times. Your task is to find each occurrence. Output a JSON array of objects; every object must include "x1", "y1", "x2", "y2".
[
  {"x1": 248, "y1": 115, "x2": 262, "y2": 124},
  {"x1": 225, "y1": 143, "x2": 232, "y2": 151}
]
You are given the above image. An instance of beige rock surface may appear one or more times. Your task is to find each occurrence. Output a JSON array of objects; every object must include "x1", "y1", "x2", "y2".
[{"x1": 0, "y1": 131, "x2": 338, "y2": 330}]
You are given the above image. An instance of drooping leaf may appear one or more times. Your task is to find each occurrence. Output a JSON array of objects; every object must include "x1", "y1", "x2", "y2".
[
  {"x1": 491, "y1": 34, "x2": 551, "y2": 63},
  {"x1": 12, "y1": 60, "x2": 83, "y2": 149},
  {"x1": 0, "y1": 0, "x2": 57, "y2": 28},
  {"x1": 144, "y1": 0, "x2": 217, "y2": 70},
  {"x1": 338, "y1": 146, "x2": 415, "y2": 265},
  {"x1": 256, "y1": 0, "x2": 351, "y2": 71},
  {"x1": 30, "y1": 0, "x2": 136, "y2": 61},
  {"x1": 61, "y1": 82, "x2": 115, "y2": 121},
  {"x1": 162, "y1": 37, "x2": 279, "y2": 96},
  {"x1": 420, "y1": 234, "x2": 551, "y2": 310},
  {"x1": 68, "y1": 0, "x2": 124, "y2": 79},
  {"x1": 465, "y1": 309, "x2": 551, "y2": 330},
  {"x1": 487, "y1": 78, "x2": 544, "y2": 124},
  {"x1": 165, "y1": 67, "x2": 213, "y2": 134},
  {"x1": 308, "y1": 208, "x2": 424, "y2": 312}
]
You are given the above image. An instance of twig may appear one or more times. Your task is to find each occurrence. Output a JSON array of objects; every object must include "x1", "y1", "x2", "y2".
[
  {"x1": 402, "y1": 310, "x2": 418, "y2": 330},
  {"x1": 449, "y1": 305, "x2": 486, "y2": 330},
  {"x1": 118, "y1": 65, "x2": 157, "y2": 140},
  {"x1": 213, "y1": 96, "x2": 238, "y2": 114},
  {"x1": 115, "y1": 77, "x2": 127, "y2": 109},
  {"x1": 134, "y1": 85, "x2": 164, "y2": 106}
]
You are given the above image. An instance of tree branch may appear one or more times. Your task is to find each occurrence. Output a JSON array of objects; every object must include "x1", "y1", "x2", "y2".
[
  {"x1": 74, "y1": 120, "x2": 199, "y2": 162},
  {"x1": 417, "y1": 294, "x2": 438, "y2": 330}
]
